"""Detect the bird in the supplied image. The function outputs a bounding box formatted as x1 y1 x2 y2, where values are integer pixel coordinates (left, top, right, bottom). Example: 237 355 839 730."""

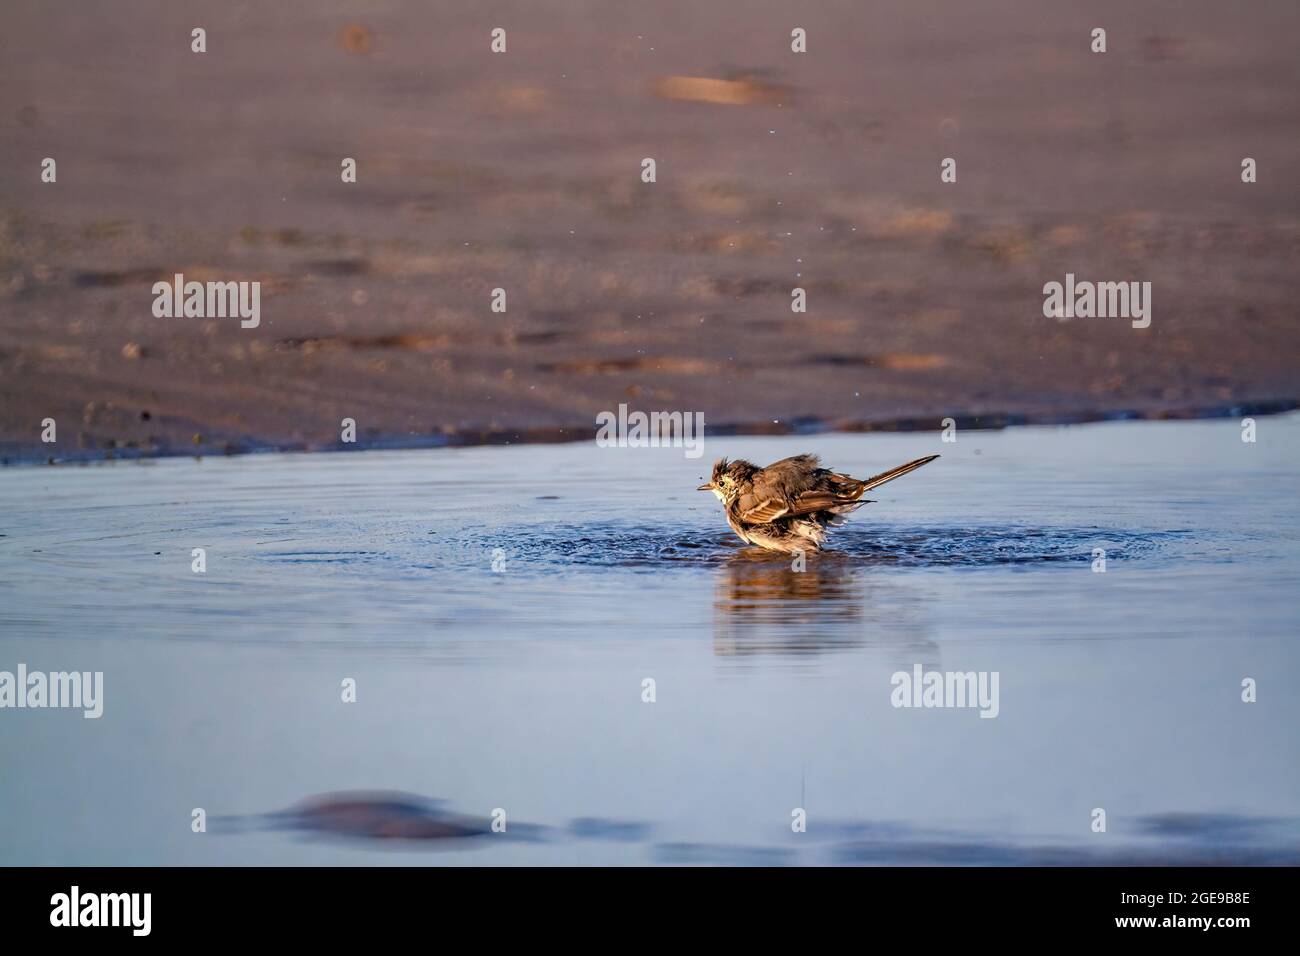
697 453 939 553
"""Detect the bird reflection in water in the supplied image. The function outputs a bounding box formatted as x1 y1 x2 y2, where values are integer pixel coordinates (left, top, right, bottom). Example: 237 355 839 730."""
711 549 935 659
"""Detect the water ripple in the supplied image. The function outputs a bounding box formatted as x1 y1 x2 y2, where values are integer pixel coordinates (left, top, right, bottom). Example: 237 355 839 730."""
398 522 1192 573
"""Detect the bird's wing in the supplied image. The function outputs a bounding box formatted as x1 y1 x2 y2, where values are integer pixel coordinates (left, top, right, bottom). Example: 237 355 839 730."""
740 481 857 522
743 455 940 521
740 454 841 521
761 453 822 474
738 498 791 523
744 455 823 501
790 489 857 513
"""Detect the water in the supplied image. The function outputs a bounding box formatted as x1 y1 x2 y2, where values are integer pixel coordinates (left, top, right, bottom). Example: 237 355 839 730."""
1 417 1298 865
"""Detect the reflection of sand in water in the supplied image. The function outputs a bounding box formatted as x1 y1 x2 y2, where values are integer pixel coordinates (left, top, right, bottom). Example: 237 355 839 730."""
711 551 936 658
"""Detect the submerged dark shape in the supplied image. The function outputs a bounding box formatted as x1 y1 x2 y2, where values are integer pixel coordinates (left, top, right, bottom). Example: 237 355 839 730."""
826 812 1300 866
225 792 658 849
1136 812 1298 841
697 453 939 553
271 791 494 842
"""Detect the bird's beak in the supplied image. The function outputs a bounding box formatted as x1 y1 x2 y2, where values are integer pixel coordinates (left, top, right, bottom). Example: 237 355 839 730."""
696 482 713 491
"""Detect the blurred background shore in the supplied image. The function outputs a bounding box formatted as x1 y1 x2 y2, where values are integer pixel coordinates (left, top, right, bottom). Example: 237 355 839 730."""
1 0 1297 461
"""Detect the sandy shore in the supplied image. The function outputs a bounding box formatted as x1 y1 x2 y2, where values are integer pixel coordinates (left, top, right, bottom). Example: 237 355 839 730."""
1 0 1297 461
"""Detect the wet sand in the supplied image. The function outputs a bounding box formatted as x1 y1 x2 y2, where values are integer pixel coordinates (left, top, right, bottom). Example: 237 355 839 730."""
1 0 1298 461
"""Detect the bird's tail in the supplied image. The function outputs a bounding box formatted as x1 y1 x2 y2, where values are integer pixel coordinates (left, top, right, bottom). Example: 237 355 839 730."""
850 454 940 495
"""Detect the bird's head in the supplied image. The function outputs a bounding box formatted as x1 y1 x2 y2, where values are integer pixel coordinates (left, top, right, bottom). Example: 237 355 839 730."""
697 458 750 503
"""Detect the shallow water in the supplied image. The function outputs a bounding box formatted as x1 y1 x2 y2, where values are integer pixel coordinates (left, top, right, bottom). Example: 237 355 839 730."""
1 417 1298 864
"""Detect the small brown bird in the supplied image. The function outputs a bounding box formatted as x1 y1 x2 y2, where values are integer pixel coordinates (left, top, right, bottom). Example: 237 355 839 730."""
697 453 939 553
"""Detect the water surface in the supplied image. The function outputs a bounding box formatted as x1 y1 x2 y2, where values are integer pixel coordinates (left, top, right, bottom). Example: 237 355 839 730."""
1 417 1298 864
